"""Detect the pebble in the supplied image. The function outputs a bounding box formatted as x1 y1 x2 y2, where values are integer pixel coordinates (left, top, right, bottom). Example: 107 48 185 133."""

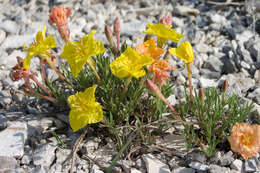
173 5 200 16
1 34 34 50
208 164 232 173
199 77 218 88
244 158 259 172
142 154 171 173
0 114 8 131
230 159 243 171
0 121 27 158
0 20 19 34
218 151 234 166
172 167 195 173
204 56 223 72
32 143 56 167
188 161 209 171
0 29 6 45
0 156 17 172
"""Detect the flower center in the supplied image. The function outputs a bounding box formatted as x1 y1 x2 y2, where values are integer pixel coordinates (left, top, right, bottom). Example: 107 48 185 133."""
241 134 253 146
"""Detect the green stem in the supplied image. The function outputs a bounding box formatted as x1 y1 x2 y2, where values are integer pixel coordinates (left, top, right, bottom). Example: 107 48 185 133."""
120 77 132 100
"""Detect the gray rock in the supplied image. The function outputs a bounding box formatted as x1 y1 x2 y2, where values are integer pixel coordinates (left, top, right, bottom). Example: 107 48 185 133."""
121 20 148 37
173 5 200 16
173 167 195 173
236 44 254 64
142 154 171 173
55 148 71 164
230 159 243 171
91 169 104 173
0 34 33 50
188 152 207 163
27 116 55 138
236 30 254 45
167 95 177 106
210 14 228 25
218 151 234 166
248 40 260 62
195 43 213 54
0 121 27 158
248 87 260 104
188 161 209 171
0 50 26 69
131 168 143 173
245 158 259 172
200 68 221 79
0 29 6 45
241 61 251 70
80 137 100 155
0 90 12 106
209 164 231 173
0 114 8 131
21 154 32 165
221 55 237 74
33 143 56 167
0 156 17 172
199 77 218 88
0 20 19 34
204 56 223 72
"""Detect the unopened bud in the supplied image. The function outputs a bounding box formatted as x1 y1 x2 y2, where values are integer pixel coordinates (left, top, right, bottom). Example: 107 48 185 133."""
160 13 172 27
114 17 121 52
199 88 205 100
105 25 117 55
223 80 228 92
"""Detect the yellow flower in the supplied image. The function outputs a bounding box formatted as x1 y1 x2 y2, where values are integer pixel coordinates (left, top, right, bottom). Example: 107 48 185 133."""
68 85 103 132
60 30 105 77
228 122 260 160
169 41 194 64
143 23 184 44
110 46 154 78
136 38 163 59
23 25 56 69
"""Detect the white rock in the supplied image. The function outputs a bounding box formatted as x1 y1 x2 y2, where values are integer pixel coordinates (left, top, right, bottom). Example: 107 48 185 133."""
0 20 19 34
173 167 195 173
210 14 228 25
131 168 143 173
0 156 17 172
91 169 104 173
33 143 56 166
230 159 243 171
142 154 171 173
199 77 217 88
167 95 177 106
195 43 213 54
174 5 200 16
0 50 26 69
0 121 27 158
0 29 6 45
189 161 209 171
1 34 33 50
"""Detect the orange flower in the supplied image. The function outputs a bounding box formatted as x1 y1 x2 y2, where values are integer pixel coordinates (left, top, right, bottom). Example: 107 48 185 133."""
136 38 163 59
149 59 177 88
49 6 72 41
228 122 260 160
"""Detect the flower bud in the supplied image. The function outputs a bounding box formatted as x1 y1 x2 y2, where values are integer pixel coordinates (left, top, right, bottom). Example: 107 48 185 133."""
114 17 120 36
160 13 172 27
105 25 114 47
199 88 205 100
223 80 228 92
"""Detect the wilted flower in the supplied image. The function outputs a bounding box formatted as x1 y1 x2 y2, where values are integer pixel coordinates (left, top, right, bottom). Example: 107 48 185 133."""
68 85 103 132
136 38 163 59
49 6 72 42
160 13 172 27
60 30 105 77
149 59 177 88
143 23 184 48
228 122 260 160
23 25 56 69
110 46 154 79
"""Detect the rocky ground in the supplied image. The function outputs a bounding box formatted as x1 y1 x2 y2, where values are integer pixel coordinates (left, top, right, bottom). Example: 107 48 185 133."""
0 0 260 172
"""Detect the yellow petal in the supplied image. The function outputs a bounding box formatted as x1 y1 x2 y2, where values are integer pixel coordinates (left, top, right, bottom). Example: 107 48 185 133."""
44 36 56 49
36 25 46 43
68 85 103 132
143 23 184 43
23 53 34 69
60 31 105 77
110 46 154 79
169 41 194 64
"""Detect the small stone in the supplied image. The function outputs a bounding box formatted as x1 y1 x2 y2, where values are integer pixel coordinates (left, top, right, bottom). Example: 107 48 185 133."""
172 167 195 173
173 5 200 16
33 143 56 167
142 154 171 173
0 114 8 131
200 68 221 79
210 14 228 25
195 43 212 54
0 29 6 45
0 50 26 69
199 77 218 88
0 20 19 34
204 56 223 72
55 148 71 164
131 168 143 173
248 87 260 104
230 159 243 171
167 95 177 106
218 151 234 166
188 161 209 171
1 34 33 50
91 169 104 173
0 156 17 172
245 158 259 172
0 121 27 158
80 137 100 155
209 164 231 173
21 154 32 165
